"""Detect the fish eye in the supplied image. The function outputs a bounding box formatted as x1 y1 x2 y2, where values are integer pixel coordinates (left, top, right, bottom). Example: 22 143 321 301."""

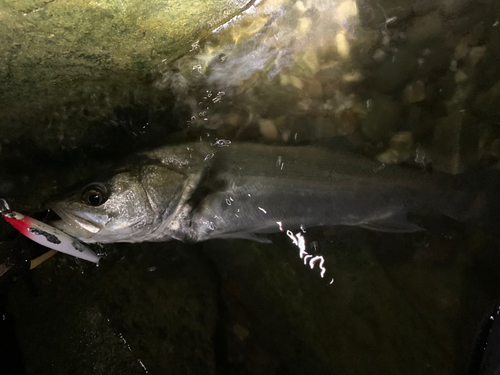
82 183 108 206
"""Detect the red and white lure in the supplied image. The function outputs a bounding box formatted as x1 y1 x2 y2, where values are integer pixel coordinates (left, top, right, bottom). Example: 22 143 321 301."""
0 199 99 263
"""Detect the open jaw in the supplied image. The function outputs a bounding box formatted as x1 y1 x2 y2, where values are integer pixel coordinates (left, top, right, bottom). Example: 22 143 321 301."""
49 204 106 240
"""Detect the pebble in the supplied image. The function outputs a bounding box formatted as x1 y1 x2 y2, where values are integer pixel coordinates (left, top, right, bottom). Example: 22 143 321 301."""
473 80 500 122
376 149 400 164
432 111 478 174
440 0 470 15
280 73 290 86
343 71 363 82
412 0 438 15
372 49 386 62
407 12 443 45
404 80 426 103
290 75 304 90
336 0 358 21
259 119 279 140
314 117 340 138
469 46 486 66
417 48 451 76
454 38 470 61
336 32 350 58
358 0 412 29
454 70 468 83
227 110 249 128
374 49 419 93
297 17 312 36
390 131 414 150
294 1 308 13
300 49 320 74
361 93 400 143
337 108 358 135
304 79 323 98
376 131 414 164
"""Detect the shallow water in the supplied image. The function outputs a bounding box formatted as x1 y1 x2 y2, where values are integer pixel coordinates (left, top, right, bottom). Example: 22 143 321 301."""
1 0 500 374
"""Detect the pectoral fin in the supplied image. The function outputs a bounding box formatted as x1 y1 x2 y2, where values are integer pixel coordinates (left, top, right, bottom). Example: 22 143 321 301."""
359 222 423 233
358 209 424 233
211 232 273 243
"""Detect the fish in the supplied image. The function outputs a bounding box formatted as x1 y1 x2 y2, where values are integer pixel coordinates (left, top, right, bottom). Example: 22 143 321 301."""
48 142 499 244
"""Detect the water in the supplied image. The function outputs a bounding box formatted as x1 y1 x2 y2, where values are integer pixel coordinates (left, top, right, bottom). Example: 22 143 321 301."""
1 0 500 374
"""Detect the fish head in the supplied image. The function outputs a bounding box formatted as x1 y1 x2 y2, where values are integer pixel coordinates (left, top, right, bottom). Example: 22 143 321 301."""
49 165 186 243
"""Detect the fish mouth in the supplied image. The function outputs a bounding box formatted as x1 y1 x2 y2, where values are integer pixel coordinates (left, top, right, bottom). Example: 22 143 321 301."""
48 203 104 240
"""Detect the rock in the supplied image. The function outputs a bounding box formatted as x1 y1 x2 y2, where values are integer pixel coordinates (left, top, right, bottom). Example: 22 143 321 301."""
294 1 310 13
404 80 426 103
0 0 250 140
296 17 312 35
473 80 500 123
202 231 461 375
431 111 478 174
376 131 414 164
455 69 468 83
390 131 414 151
357 0 413 29
7 244 220 374
376 149 400 164
361 93 400 143
374 49 419 93
372 49 386 62
230 15 270 42
343 71 363 82
337 108 359 135
470 46 486 66
297 48 320 74
336 31 350 58
391 131 414 160
454 37 472 61
290 75 305 90
417 48 452 77
406 105 435 140
349 23 380 62
407 12 444 46
259 119 280 140
304 79 323 98
336 0 359 22
412 0 438 15
227 110 250 128
440 0 471 16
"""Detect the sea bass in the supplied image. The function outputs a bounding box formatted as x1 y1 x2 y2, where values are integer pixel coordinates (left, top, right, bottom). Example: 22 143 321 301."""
49 143 496 243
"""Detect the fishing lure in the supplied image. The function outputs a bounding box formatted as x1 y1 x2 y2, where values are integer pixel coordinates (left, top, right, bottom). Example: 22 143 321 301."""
0 199 99 263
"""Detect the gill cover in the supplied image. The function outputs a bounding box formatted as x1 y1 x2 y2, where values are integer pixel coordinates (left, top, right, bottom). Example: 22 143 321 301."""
50 164 188 243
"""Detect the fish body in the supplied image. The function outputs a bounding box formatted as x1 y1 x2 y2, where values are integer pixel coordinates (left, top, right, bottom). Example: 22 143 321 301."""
49 143 493 244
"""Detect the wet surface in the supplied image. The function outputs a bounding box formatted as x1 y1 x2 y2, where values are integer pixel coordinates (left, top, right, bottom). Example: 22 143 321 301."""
0 0 500 374
2 224 500 374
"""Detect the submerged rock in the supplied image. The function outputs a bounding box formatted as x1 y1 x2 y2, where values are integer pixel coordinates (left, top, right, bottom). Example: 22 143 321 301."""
361 93 400 143
404 80 426 103
7 244 219 375
377 131 414 164
431 111 478 174
373 49 419 93
0 0 250 140
357 0 413 29
406 12 444 46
